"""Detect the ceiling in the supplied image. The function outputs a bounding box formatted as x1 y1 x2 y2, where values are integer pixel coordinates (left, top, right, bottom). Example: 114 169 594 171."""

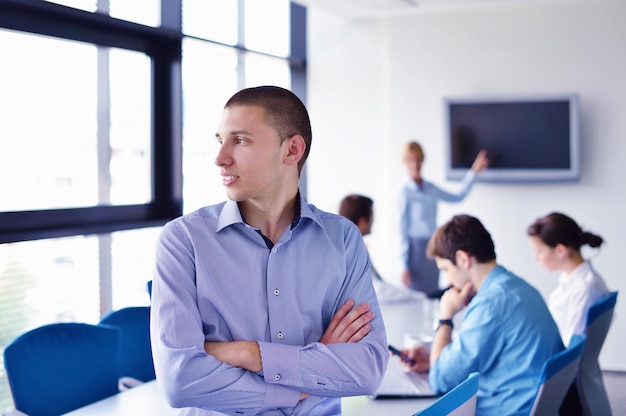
292 0 578 18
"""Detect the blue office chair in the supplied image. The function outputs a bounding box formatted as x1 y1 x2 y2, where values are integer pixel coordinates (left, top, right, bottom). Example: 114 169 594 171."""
413 372 479 416
577 291 618 416
527 333 587 416
3 322 121 416
99 306 156 383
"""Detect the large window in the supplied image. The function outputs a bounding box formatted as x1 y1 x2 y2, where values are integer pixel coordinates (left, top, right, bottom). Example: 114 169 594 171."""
0 0 305 409
0 31 152 212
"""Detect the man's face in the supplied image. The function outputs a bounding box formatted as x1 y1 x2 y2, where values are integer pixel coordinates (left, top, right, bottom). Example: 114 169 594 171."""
214 105 287 203
529 236 561 272
435 256 470 290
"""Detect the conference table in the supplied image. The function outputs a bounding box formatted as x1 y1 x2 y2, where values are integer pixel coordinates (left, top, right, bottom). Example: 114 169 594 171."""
64 298 438 415
62 380 176 416
62 379 436 415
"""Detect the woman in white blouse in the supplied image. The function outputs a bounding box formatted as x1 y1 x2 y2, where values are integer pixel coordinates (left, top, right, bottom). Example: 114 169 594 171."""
527 212 610 415
527 212 609 347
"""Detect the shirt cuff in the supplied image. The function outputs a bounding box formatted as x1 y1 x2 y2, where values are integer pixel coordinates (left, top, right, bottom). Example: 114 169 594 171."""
258 341 301 407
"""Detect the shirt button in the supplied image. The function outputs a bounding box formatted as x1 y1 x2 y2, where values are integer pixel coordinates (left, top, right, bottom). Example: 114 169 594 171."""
274 289 280 296
277 332 283 339
272 247 277 253
274 374 281 381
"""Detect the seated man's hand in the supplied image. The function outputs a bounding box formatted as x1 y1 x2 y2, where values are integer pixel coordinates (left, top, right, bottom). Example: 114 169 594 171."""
401 344 430 373
320 299 374 345
439 281 474 319
401 270 412 288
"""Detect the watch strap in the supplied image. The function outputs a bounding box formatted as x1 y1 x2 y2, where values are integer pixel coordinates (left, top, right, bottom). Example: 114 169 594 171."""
437 319 454 331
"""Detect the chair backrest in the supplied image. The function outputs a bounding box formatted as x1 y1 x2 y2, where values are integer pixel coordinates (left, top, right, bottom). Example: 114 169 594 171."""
413 372 480 416
578 291 618 416
527 333 587 416
3 322 121 416
99 306 156 382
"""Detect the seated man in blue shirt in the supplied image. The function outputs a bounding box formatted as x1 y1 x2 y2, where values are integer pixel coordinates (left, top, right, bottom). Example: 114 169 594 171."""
399 214 563 415
150 86 389 415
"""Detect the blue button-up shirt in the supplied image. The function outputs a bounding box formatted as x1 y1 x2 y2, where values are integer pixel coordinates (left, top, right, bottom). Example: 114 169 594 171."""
150 195 388 416
429 265 563 416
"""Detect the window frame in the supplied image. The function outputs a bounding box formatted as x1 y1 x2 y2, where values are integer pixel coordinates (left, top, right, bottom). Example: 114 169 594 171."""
0 0 183 243
0 0 306 244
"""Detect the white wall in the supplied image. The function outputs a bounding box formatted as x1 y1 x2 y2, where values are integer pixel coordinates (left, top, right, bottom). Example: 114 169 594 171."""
306 0 626 370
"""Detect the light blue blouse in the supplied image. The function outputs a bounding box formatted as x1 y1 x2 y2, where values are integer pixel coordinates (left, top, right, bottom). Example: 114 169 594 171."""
150 195 389 416
398 171 476 268
429 265 563 416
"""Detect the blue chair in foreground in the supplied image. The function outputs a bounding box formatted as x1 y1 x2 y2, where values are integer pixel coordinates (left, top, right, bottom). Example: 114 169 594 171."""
577 291 618 416
413 372 479 416
3 322 121 416
99 306 156 384
527 333 587 416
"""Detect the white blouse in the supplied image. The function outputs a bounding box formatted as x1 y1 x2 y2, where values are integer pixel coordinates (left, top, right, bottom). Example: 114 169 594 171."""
548 260 609 346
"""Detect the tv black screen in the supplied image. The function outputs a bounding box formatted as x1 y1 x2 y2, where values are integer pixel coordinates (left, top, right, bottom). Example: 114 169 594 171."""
444 94 580 182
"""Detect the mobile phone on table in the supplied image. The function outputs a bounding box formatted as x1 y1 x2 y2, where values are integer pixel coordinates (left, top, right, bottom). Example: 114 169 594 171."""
388 344 415 366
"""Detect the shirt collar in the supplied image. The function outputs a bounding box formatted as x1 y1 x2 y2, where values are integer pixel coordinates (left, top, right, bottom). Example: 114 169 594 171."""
475 264 504 294
406 177 428 192
216 190 307 233
560 260 591 286
216 200 244 232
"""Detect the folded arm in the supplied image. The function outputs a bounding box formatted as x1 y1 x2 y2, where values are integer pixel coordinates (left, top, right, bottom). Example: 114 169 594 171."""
205 299 375 400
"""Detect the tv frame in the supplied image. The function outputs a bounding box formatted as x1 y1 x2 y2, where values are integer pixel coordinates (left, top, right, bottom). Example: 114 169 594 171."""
444 93 581 183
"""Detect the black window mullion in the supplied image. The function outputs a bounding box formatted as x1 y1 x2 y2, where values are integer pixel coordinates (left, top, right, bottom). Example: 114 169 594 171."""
0 205 171 244
0 0 183 244
152 36 183 218
0 0 180 52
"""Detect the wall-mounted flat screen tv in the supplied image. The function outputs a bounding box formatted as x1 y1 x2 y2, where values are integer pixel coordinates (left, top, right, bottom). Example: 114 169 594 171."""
444 94 580 182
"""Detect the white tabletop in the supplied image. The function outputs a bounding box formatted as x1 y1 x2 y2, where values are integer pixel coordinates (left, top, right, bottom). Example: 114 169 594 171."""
62 380 177 416
342 394 436 415
378 297 438 346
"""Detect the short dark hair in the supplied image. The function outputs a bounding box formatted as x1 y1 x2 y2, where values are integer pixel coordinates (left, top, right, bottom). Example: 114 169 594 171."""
225 85 312 173
427 214 496 264
338 195 373 226
527 212 603 251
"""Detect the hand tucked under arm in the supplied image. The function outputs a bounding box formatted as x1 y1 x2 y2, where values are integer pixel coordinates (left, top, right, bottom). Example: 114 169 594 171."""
204 340 262 372
204 340 309 402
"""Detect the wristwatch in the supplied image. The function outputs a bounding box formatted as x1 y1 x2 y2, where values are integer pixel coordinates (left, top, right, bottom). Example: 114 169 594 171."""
437 319 454 331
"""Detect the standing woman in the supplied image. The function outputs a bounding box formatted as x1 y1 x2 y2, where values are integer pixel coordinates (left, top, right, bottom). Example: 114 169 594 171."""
527 212 610 347
399 141 488 295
